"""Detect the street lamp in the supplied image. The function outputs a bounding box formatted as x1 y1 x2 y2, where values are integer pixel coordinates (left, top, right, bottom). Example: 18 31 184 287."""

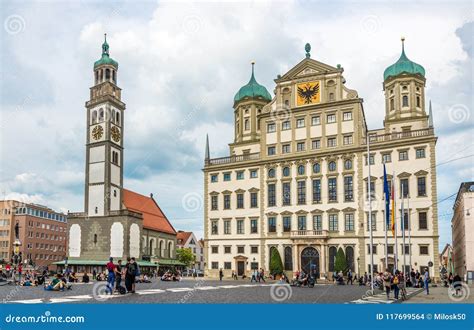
357 257 360 277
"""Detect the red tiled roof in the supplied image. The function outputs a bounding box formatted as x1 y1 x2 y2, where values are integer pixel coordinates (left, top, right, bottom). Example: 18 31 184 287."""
176 231 192 245
122 189 176 235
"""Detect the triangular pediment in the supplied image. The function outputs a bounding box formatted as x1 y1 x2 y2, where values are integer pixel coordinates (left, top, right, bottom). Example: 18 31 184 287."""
277 58 339 82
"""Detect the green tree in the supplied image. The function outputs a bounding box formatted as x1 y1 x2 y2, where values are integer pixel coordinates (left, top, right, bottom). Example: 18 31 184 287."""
176 248 195 268
335 247 347 274
269 247 284 275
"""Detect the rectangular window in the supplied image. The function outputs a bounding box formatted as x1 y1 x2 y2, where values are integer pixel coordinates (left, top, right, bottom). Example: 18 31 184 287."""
399 150 409 161
382 153 392 163
282 182 291 206
312 179 321 203
297 142 305 152
311 139 321 149
343 135 353 145
416 148 425 158
237 193 244 209
327 137 337 148
211 246 218 254
224 220 231 234
419 245 429 255
268 184 276 207
223 172 231 181
211 174 218 183
402 211 409 231
237 219 244 234
297 180 306 204
367 245 377 254
328 177 337 202
267 123 276 133
283 216 291 232
296 118 305 128
267 146 276 156
417 177 426 196
224 246 231 254
366 213 376 231
345 213 354 231
211 262 218 269
366 181 375 200
224 195 231 209
224 262 232 269
387 245 394 255
282 121 291 130
236 171 244 180
211 221 218 235
343 112 352 121
282 144 290 154
313 215 322 231
250 219 258 233
419 212 428 230
250 192 258 208
251 246 258 254
297 216 306 230
237 246 244 254
400 178 409 197
365 155 375 165
211 195 218 210
329 214 338 231
250 169 258 178
344 176 353 201
268 217 276 232
402 244 410 255
311 116 321 125
327 114 336 123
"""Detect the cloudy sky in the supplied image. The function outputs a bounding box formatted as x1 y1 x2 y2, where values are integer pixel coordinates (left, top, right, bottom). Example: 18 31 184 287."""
1 0 472 249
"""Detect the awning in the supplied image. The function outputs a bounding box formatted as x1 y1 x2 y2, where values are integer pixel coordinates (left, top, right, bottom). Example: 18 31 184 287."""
52 260 159 267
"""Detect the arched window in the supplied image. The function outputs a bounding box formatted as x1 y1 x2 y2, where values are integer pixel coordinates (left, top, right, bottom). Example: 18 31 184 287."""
297 165 305 175
149 239 154 256
329 246 337 272
93 234 97 244
105 69 111 80
159 240 164 257
344 159 352 170
328 161 336 172
244 119 249 131
402 95 409 107
313 163 320 173
112 70 116 83
390 98 394 111
284 246 293 270
168 242 173 258
92 111 98 124
329 92 335 101
268 168 275 178
116 112 120 125
99 108 104 122
283 167 290 177
416 96 420 107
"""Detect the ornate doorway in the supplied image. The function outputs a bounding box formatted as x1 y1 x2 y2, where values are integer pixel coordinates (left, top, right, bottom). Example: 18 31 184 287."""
300 247 320 277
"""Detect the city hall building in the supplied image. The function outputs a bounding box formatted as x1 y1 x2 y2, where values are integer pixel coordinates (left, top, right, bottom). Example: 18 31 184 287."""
203 41 439 279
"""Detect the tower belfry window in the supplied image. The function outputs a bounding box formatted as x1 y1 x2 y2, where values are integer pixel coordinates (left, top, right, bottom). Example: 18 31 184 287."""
402 95 409 107
99 109 104 122
105 69 111 80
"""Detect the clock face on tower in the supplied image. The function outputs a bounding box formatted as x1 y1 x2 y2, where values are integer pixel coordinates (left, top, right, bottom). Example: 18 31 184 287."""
91 125 104 140
110 126 121 143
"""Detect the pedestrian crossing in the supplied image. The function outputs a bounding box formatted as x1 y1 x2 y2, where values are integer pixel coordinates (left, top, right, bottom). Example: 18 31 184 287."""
9 283 274 304
350 287 423 304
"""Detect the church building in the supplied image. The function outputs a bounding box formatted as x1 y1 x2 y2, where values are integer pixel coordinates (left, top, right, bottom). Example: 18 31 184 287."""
203 40 439 280
59 36 181 273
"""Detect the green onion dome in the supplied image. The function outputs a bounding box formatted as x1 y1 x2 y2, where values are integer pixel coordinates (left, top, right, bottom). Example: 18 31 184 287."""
94 34 118 69
234 62 272 104
383 38 425 81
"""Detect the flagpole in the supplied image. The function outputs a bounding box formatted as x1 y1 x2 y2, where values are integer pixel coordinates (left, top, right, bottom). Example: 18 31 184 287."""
394 173 398 273
408 196 412 274
383 164 389 271
367 130 374 293
402 190 406 275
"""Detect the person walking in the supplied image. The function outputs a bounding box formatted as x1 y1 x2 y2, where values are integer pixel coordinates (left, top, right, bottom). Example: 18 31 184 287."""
115 260 123 292
105 257 116 295
347 269 353 285
383 269 392 300
125 257 137 293
423 268 430 295
219 268 223 281
392 270 400 300
92 268 97 280
259 268 266 283
251 269 257 283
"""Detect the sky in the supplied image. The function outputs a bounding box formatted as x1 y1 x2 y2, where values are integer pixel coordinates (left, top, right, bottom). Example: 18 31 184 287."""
0 0 473 249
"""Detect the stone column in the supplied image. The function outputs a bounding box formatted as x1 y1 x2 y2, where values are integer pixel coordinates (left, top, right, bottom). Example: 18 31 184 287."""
320 243 327 279
293 244 299 272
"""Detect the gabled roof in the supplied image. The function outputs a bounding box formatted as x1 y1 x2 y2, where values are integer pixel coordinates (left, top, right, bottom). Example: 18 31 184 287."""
276 57 339 83
176 231 192 246
122 189 176 235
